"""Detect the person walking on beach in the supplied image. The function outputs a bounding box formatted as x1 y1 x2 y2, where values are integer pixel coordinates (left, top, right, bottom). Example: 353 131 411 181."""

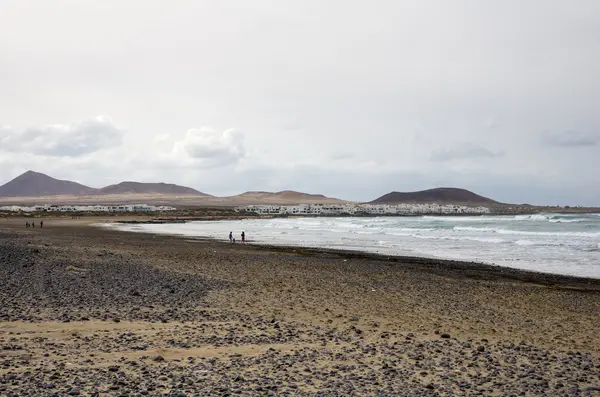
241 231 245 243
32 221 35 228
229 231 233 243
25 221 29 228
40 220 43 228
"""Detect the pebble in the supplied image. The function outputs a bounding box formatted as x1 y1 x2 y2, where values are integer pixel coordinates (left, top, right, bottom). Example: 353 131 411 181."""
0 228 598 396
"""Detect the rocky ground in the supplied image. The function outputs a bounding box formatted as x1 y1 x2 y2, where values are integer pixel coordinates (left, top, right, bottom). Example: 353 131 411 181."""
0 218 599 396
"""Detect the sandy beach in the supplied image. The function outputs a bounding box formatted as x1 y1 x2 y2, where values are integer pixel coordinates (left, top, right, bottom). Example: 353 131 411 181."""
1 217 599 396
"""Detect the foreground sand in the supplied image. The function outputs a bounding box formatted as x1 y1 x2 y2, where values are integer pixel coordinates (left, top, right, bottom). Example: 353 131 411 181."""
1 218 599 396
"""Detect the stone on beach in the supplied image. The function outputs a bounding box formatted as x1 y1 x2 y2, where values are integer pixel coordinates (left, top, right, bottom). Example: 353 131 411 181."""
0 222 598 396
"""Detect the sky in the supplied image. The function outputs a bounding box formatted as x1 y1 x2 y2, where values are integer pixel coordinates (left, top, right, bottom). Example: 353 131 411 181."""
1 0 599 205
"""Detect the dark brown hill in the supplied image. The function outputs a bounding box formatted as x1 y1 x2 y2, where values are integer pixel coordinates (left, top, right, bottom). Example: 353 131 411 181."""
0 171 96 197
98 181 209 196
0 171 209 198
368 188 499 205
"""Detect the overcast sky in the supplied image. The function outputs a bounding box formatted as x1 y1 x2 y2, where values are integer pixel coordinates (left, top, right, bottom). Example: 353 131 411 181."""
1 1 599 205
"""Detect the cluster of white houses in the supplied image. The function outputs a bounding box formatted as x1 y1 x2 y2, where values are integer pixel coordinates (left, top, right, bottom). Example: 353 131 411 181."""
238 203 491 216
0 204 176 213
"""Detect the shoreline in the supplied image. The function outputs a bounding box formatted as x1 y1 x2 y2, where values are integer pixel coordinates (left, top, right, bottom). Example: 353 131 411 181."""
100 220 600 287
113 210 600 223
3 207 600 221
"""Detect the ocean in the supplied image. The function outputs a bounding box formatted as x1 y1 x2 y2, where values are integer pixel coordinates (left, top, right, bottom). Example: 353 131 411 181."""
104 213 600 279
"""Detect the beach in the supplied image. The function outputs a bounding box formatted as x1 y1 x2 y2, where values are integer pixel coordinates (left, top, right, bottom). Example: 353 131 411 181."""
107 214 600 278
1 216 600 396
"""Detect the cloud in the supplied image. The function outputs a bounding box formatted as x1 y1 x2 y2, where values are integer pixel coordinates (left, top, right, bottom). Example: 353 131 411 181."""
330 152 356 160
430 144 504 162
172 127 245 168
542 130 598 147
0 116 124 157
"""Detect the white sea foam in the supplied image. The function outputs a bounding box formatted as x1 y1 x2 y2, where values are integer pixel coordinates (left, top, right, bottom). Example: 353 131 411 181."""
422 216 510 222
548 218 588 223
513 214 591 223
423 214 589 223
454 226 600 238
453 226 497 232
514 214 550 221
515 239 536 246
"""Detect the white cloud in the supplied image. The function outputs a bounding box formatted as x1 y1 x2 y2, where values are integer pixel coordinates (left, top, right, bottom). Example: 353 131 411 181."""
330 152 356 160
0 116 124 157
173 128 245 167
430 144 504 162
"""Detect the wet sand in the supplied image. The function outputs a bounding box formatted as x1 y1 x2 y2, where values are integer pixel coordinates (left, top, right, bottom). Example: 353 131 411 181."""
1 217 599 396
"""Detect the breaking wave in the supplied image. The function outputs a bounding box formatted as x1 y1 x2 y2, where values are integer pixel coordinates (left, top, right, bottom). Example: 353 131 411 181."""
106 212 600 278
453 226 600 238
422 213 593 224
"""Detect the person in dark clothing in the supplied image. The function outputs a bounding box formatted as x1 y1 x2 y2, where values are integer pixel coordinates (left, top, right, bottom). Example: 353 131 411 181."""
241 231 245 243
32 221 35 228
40 220 43 228
229 231 233 243
25 222 29 228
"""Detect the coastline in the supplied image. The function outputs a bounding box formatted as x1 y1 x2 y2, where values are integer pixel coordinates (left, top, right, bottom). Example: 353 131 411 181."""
103 216 600 284
235 241 600 287
107 223 600 288
3 204 600 222
1 217 599 395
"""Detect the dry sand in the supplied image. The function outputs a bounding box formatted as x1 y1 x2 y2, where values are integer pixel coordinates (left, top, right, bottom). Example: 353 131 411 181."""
0 217 599 396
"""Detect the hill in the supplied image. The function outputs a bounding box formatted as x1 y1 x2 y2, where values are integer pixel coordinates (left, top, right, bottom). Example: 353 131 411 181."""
98 181 208 196
233 190 344 204
0 171 209 199
368 188 499 205
0 171 96 197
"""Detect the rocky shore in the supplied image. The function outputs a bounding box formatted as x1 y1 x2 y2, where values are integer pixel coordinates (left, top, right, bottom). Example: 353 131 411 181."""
0 219 599 396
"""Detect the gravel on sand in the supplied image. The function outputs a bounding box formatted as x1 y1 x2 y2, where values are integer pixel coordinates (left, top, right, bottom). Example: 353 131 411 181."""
0 220 599 396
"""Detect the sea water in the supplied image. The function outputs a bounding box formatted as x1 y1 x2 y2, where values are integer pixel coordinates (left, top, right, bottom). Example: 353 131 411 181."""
104 213 600 278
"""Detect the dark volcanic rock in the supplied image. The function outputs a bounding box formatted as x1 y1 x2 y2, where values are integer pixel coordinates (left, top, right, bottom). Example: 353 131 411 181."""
0 233 228 323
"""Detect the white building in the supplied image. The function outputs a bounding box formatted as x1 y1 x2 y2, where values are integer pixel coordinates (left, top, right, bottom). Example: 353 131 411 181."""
237 203 490 216
0 204 176 213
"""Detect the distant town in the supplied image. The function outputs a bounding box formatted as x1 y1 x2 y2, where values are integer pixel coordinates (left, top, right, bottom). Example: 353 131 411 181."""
237 203 491 215
0 204 176 213
2 202 596 217
1 202 493 216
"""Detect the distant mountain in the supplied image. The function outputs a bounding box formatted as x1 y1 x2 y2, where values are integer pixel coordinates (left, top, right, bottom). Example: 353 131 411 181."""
0 171 209 198
0 171 497 207
98 181 209 196
368 188 499 205
0 170 96 197
238 190 327 200
234 190 343 204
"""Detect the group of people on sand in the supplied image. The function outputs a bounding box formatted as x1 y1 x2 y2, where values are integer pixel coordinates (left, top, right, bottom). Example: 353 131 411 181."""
229 231 246 243
25 220 43 228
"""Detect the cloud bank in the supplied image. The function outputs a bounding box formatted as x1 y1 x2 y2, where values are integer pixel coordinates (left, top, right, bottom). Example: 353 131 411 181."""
0 116 123 157
430 144 504 162
543 131 598 147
